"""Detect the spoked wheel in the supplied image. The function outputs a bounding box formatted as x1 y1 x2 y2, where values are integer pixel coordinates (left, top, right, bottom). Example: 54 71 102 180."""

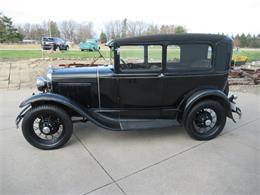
22 105 73 150
184 100 226 140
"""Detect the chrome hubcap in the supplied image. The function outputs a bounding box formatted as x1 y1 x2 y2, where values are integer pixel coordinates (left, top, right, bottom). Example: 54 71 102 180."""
193 108 217 133
42 126 51 134
33 115 63 141
205 119 212 126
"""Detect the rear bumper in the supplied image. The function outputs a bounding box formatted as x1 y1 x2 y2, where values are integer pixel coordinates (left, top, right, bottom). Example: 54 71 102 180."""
15 105 31 128
42 45 52 50
229 95 242 122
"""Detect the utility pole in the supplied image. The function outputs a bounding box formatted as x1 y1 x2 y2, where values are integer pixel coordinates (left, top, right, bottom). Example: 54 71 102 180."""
49 20 52 37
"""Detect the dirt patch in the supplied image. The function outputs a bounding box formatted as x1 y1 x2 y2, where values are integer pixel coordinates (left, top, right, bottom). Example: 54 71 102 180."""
0 59 105 89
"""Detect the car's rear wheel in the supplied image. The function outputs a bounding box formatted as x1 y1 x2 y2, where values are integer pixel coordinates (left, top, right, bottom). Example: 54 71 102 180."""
22 105 73 150
184 100 226 140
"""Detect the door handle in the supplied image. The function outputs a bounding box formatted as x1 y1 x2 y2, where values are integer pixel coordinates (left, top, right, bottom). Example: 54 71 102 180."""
158 73 164 78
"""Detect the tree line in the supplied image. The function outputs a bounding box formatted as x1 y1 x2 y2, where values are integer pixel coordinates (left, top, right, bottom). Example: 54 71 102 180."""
101 18 187 43
16 20 94 44
16 18 187 44
233 34 260 48
1 13 260 48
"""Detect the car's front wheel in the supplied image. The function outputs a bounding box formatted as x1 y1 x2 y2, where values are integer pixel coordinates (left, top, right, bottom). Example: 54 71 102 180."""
184 100 226 140
22 105 73 150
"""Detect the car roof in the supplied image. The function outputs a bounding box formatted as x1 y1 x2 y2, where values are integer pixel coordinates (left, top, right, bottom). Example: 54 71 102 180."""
106 33 230 47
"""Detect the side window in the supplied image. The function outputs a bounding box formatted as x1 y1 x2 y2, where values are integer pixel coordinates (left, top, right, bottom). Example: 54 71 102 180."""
167 44 213 70
167 45 181 64
119 45 162 72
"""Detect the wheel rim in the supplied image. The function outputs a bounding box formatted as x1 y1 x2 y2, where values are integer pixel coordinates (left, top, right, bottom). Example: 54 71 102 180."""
193 108 217 134
32 114 64 142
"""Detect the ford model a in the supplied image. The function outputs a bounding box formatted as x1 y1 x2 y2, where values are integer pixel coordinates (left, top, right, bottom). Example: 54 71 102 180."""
16 34 241 149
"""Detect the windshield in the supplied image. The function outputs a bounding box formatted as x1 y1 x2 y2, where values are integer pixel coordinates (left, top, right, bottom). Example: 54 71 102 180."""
109 47 115 66
43 37 54 42
86 39 96 43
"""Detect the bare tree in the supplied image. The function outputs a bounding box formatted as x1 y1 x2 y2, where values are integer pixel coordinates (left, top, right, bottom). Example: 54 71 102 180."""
121 18 127 38
76 22 94 42
145 24 160 35
104 20 123 40
127 21 148 36
104 21 114 40
17 22 48 40
60 20 77 41
160 25 176 34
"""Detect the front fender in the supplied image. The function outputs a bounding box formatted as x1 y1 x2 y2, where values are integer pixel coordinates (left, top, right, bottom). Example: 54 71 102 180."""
182 89 232 123
17 93 116 130
19 92 88 117
16 92 89 128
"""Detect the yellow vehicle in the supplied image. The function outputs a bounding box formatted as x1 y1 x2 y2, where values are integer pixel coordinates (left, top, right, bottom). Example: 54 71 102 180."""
232 55 248 66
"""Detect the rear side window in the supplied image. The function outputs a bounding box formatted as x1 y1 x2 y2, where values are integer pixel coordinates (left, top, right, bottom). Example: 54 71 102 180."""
166 44 213 71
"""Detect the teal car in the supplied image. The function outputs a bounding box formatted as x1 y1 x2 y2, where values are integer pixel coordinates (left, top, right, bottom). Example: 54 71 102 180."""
79 39 100 51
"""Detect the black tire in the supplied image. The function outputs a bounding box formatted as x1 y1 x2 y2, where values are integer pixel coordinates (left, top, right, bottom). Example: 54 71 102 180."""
53 45 57 51
184 100 226 140
22 105 73 150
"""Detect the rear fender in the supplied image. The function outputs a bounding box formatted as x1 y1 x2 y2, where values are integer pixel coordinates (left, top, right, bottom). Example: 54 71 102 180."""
181 89 232 124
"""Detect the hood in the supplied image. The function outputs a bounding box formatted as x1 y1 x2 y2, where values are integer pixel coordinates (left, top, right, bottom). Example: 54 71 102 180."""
51 66 97 82
50 65 115 82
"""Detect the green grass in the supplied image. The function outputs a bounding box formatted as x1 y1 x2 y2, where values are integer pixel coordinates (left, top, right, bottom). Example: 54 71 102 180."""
0 50 111 59
0 48 259 62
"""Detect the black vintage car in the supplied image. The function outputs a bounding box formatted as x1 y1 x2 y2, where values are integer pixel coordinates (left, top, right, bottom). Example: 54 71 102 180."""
16 34 241 150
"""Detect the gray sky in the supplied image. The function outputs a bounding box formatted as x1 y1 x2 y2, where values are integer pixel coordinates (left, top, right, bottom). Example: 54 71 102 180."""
1 0 259 35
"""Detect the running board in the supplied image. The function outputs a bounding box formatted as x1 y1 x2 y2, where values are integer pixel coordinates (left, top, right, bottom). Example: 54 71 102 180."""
90 110 179 131
119 119 179 130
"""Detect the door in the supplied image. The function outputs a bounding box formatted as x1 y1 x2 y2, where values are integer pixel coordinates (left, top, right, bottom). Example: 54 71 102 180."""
162 43 218 107
116 44 163 118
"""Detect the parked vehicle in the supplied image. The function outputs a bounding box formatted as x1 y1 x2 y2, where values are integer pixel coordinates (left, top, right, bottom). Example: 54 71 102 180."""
231 55 248 66
17 34 241 150
79 39 100 51
41 37 69 51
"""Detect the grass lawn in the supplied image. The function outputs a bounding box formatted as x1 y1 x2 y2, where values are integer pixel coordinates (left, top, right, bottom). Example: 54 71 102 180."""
232 49 260 62
0 48 259 62
0 50 111 59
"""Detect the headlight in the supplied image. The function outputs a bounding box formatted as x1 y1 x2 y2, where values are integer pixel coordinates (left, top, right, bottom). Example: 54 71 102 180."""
47 72 52 81
36 76 47 91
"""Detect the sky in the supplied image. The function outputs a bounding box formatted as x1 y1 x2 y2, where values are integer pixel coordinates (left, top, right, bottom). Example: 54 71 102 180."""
1 0 259 35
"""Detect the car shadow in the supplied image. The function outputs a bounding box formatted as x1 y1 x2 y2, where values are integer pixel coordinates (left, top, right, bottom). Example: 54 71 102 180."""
73 122 190 142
